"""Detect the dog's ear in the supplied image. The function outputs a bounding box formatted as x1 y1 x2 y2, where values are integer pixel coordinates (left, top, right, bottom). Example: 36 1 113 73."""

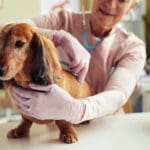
30 33 50 85
0 80 4 89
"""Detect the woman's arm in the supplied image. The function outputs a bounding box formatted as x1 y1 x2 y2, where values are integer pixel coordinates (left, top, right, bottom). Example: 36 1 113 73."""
81 40 146 119
11 42 146 124
25 9 67 39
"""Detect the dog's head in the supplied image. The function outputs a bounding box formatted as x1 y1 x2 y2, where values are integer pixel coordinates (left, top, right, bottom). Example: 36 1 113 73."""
0 23 62 86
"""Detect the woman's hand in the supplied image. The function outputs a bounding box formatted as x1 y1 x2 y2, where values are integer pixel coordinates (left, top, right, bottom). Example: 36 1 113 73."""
12 84 85 123
53 30 91 83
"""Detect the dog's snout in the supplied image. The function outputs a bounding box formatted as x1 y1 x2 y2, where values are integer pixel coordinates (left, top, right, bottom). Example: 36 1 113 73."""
0 67 6 76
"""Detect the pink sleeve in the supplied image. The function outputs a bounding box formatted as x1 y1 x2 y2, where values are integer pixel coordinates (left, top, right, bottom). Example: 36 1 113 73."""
79 41 146 122
31 10 65 29
26 10 70 39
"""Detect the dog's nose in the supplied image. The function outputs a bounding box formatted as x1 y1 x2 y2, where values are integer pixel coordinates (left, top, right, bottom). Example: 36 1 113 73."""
0 67 5 76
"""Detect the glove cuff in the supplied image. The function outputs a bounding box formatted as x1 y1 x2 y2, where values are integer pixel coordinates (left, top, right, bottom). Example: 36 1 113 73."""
66 99 86 124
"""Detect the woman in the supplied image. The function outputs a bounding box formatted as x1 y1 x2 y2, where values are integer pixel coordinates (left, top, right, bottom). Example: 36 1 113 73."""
12 0 146 124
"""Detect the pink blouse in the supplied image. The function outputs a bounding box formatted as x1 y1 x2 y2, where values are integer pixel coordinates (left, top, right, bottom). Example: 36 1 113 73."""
29 9 146 120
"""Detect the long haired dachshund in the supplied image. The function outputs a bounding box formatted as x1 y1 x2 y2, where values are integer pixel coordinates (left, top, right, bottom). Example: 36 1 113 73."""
0 23 94 143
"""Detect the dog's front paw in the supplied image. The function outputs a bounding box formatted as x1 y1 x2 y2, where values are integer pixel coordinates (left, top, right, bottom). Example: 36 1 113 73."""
7 128 29 138
60 131 78 144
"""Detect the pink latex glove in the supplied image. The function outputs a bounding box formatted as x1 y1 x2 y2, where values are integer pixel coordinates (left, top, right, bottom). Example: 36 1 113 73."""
53 30 91 83
12 84 86 124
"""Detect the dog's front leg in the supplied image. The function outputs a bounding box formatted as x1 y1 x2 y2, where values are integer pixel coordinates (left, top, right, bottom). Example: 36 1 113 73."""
55 120 78 143
7 116 33 138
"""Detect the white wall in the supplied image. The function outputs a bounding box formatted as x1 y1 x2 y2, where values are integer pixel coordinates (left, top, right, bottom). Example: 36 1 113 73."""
40 0 79 14
0 0 79 25
0 0 40 23
120 1 145 41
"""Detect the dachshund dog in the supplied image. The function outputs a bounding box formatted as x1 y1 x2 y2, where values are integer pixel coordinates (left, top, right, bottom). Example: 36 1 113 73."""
0 23 94 143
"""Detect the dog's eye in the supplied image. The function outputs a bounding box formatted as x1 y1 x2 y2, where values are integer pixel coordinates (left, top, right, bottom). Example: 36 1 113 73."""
15 40 25 48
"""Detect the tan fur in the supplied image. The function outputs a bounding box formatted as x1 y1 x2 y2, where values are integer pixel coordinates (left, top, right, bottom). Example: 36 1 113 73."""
0 23 94 143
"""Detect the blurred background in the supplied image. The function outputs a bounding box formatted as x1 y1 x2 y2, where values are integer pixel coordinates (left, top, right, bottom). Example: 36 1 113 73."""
0 0 149 122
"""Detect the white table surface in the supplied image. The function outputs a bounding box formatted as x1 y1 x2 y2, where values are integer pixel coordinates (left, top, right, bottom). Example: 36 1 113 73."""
0 113 150 150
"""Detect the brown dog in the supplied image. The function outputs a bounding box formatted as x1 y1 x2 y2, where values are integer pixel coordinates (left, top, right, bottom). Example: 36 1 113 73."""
0 23 94 143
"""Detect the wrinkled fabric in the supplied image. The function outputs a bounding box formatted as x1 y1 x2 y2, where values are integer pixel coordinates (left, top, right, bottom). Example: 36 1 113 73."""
53 30 91 83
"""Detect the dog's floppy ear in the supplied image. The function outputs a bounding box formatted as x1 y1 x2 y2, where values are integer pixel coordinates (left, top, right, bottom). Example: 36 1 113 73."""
30 33 50 85
0 80 4 89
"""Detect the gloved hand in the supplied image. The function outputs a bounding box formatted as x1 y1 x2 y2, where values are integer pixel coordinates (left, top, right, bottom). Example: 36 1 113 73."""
53 30 91 83
12 84 86 124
